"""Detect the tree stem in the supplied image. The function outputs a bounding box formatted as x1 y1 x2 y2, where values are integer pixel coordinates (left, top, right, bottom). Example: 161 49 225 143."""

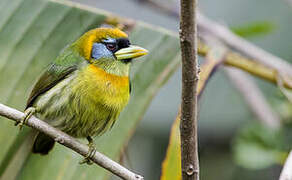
179 0 199 179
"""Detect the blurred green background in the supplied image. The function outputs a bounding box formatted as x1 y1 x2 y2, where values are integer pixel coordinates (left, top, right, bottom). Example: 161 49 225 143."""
67 0 292 179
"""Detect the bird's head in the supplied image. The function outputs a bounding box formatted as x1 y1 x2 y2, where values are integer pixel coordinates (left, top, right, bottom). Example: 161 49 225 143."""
73 28 148 70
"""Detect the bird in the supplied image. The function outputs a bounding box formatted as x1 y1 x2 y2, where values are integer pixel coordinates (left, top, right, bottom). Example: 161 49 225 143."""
15 27 148 162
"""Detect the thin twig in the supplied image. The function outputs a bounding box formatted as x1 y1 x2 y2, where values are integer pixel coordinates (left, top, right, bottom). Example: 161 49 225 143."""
197 14 292 77
0 103 143 180
224 68 281 129
203 35 282 129
179 0 199 179
138 0 290 131
136 0 292 89
279 151 292 180
197 44 227 96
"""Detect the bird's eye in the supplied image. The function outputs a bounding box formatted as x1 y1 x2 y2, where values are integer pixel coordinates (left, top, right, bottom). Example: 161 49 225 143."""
106 43 117 51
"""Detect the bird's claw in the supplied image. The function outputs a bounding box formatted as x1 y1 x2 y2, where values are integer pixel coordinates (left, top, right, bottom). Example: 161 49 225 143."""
15 107 36 130
79 141 96 165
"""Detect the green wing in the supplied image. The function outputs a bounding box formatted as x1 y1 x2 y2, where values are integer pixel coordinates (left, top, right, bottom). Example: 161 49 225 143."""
26 47 82 109
26 64 77 109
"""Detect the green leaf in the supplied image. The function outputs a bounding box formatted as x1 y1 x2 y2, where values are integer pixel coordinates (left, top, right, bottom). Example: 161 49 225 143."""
0 0 181 179
232 122 288 169
231 21 275 38
160 115 181 180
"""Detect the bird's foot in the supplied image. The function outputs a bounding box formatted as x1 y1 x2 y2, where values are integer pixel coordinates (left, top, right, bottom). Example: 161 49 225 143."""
15 107 36 130
79 137 96 165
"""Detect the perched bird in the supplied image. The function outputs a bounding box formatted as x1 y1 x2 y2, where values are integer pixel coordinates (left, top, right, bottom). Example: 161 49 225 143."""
16 27 148 160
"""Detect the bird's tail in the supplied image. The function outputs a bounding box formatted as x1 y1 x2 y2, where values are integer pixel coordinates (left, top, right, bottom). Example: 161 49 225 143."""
32 132 55 155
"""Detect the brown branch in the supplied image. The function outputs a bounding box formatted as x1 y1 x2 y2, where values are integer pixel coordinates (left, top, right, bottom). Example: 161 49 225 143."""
179 0 199 179
0 103 143 180
279 151 292 180
161 42 227 179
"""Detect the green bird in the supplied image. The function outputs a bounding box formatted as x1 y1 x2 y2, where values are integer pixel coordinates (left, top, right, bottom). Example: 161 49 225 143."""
17 27 148 158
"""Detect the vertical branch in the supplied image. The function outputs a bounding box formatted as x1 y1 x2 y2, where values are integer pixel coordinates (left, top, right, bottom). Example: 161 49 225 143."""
179 0 199 179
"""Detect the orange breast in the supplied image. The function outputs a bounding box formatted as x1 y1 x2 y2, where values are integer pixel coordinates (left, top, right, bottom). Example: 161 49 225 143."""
72 64 130 110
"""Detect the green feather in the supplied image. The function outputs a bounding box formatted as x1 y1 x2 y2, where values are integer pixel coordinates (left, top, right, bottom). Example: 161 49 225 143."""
26 46 81 109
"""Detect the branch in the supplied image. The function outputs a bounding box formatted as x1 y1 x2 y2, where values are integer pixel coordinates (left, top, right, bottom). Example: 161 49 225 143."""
197 14 292 77
279 151 292 180
0 103 143 180
204 35 281 130
224 68 281 129
179 0 199 179
136 0 292 89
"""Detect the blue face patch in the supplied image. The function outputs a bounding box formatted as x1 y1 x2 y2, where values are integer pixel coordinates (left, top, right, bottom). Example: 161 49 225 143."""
91 43 115 60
